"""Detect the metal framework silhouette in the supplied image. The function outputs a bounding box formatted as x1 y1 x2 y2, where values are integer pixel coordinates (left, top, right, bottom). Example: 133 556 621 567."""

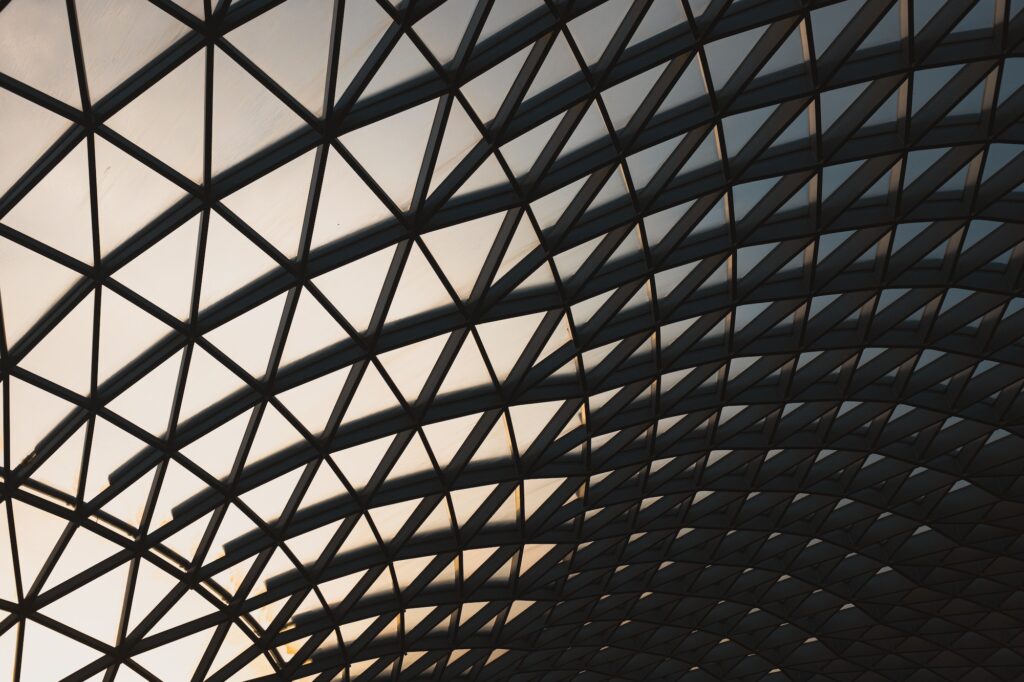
0 0 1023 680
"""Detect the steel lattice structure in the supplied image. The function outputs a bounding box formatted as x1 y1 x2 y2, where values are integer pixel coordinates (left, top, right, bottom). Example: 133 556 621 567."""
1 0 1024 680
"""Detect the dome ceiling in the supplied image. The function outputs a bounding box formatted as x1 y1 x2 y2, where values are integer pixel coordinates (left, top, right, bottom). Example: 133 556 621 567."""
1 0 1023 680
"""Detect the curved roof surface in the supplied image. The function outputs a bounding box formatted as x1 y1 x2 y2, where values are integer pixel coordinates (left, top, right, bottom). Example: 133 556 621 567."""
1 0 1024 680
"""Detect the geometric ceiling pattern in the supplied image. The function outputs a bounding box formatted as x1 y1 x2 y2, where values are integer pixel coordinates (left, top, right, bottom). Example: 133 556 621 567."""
1 0 1023 680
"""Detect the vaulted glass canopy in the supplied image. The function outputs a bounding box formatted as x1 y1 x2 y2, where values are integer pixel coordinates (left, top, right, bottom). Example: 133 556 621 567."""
1 0 1023 680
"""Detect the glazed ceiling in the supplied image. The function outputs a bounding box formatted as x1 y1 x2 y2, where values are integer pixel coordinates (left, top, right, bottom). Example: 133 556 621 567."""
1 0 1024 680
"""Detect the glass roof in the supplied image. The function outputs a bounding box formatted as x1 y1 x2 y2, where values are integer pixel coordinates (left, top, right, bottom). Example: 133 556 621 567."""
1 0 1024 680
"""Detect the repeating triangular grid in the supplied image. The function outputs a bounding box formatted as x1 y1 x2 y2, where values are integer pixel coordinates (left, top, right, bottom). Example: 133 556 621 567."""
1 1 1024 681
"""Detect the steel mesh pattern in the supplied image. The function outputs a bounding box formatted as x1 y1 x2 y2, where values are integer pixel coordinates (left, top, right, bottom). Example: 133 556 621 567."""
1 0 1024 680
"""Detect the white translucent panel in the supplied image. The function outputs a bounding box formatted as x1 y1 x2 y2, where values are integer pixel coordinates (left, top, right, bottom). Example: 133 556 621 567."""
436 335 491 397
658 59 708 114
601 65 666 131
241 465 303 523
476 311 545 381
161 508 212 563
312 148 392 249
607 225 643 268
904 148 947 186
581 343 615 374
113 215 200 321
754 29 801 79
320 568 367 606
97 286 171 382
553 235 600 283
362 568 393 600
20 620 99 680
223 149 316 258
40 561 128 644
524 478 565 520
31 424 86 496
180 408 251 480
336 514 378 557
524 33 578 101
108 349 183 436
331 435 393 490
590 167 629 211
3 140 93 263
360 34 432 101
210 624 270 677
6 377 74 468
493 214 540 282
280 288 349 366
95 136 187 257
468 416 513 466
369 498 420 542
532 315 573 370
629 0 685 46
478 0 543 42
415 0 475 64
343 363 401 424
297 462 346 511
378 333 450 402
518 544 556 574
499 113 561 178
206 504 259 563
107 51 205 182
393 555 432 591
0 89 70 197
0 506 14 602
451 484 497 526
334 0 393 100
212 48 305 175
428 99 481 195
461 46 529 123
0 239 80 347
627 135 678 189
125 558 178 632
133 626 212 681
422 413 478 469
172 0 203 18
705 25 768 90
422 213 500 299
387 433 434 480
339 615 376 646
342 98 437 210
509 401 562 452
103 468 153 528
178 344 247 422
643 201 689 249
199 212 278 311
20 290 93 395
530 176 586 233
386 243 453 324
247 402 304 465
85 416 147 499
0 0 80 106
721 105 774 159
76 0 188 101
151 459 207 528
567 0 630 65
450 153 507 199
813 1 864 55
312 244 395 333
820 81 869 131
278 367 349 437
11 498 67 589
228 0 333 116
206 293 286 378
